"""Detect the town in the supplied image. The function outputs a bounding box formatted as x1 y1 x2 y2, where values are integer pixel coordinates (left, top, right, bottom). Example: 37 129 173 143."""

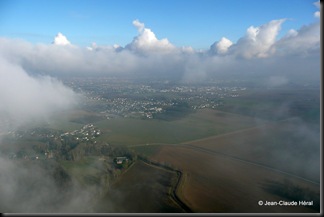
63 77 248 119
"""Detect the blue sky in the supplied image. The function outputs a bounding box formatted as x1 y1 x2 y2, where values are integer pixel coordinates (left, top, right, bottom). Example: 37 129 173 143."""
0 0 319 49
0 0 320 142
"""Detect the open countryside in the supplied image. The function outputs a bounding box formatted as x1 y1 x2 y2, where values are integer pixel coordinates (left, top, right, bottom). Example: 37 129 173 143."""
0 77 320 213
0 0 320 214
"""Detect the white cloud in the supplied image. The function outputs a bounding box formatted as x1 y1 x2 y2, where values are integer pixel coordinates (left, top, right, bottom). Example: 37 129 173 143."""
53 32 71 45
229 19 285 58
274 22 320 56
0 6 320 84
126 20 175 53
133 19 145 32
0 57 79 127
285 29 298 38
210 37 233 54
0 37 88 213
313 1 320 18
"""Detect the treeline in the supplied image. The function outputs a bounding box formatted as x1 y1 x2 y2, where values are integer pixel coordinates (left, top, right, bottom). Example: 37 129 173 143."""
5 127 136 163
153 101 193 121
55 141 136 161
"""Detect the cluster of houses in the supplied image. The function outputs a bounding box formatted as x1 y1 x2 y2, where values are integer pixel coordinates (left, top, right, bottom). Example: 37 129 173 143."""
60 123 101 143
6 123 102 161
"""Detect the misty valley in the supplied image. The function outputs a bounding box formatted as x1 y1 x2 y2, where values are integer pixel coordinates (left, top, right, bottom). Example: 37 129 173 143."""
0 77 320 213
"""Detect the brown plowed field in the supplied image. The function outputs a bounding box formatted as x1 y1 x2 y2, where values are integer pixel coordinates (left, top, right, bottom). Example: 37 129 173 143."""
182 118 320 183
151 144 319 213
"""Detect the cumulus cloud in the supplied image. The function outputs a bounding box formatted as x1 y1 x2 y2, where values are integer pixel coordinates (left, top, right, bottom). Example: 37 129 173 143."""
132 19 145 32
285 29 298 38
125 19 175 53
53 32 71 45
210 37 233 54
229 19 285 58
274 22 320 56
314 11 320 18
0 10 320 83
313 1 320 18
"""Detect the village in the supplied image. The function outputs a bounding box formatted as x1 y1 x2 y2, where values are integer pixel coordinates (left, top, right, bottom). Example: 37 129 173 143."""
4 123 132 172
60 123 101 143
5 124 101 160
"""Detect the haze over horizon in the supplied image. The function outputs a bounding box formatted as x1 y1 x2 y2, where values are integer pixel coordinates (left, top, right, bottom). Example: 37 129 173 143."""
0 0 320 129
0 0 320 80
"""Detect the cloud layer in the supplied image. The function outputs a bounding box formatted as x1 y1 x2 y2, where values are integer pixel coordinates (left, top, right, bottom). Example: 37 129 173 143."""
0 2 320 117
0 14 319 84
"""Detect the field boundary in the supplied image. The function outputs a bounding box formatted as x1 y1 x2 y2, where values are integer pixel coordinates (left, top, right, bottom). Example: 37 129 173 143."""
138 155 193 213
180 143 320 186
180 117 299 145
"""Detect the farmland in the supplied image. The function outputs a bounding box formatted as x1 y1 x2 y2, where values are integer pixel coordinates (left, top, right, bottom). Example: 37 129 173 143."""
131 118 319 212
1 78 320 213
128 85 320 213
147 144 319 212
126 115 320 213
94 160 184 213
95 108 267 146
182 118 320 182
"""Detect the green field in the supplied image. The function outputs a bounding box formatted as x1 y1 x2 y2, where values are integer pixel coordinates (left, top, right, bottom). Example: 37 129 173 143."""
59 156 111 191
95 109 267 146
130 144 163 157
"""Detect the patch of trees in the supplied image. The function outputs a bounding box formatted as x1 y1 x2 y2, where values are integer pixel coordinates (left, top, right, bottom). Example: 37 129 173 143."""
70 115 103 124
153 101 193 121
